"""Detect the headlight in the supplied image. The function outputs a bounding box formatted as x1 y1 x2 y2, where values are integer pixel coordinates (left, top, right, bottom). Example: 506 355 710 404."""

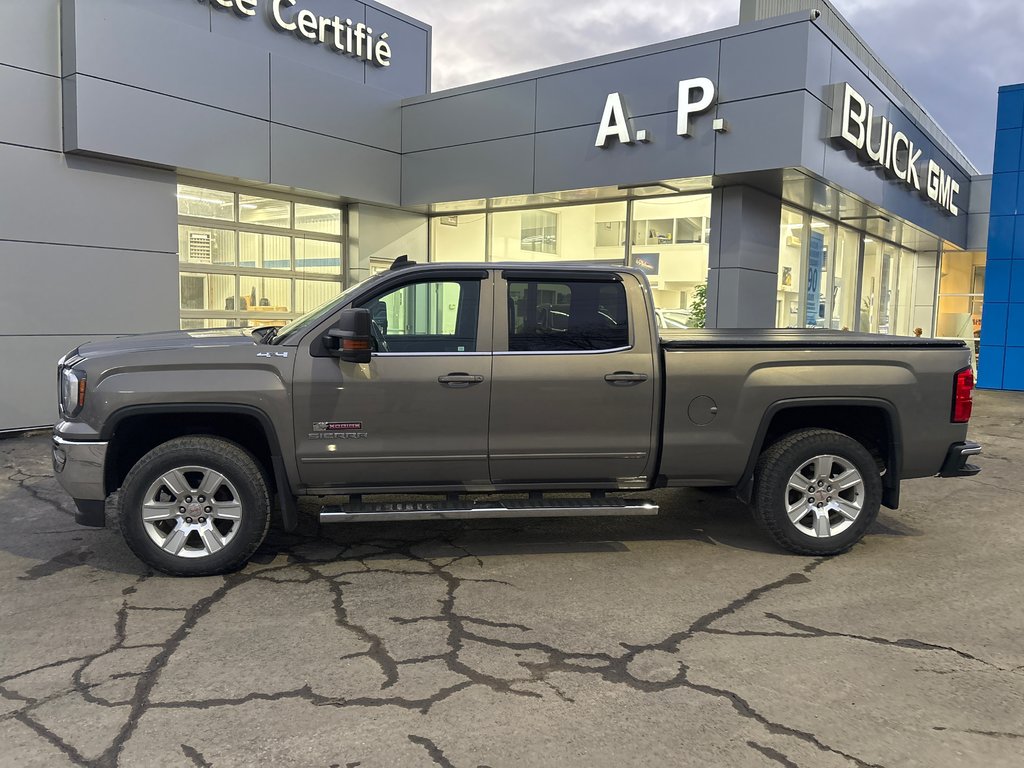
60 368 87 418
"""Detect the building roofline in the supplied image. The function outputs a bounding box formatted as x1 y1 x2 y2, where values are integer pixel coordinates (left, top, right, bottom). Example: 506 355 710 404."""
740 0 979 175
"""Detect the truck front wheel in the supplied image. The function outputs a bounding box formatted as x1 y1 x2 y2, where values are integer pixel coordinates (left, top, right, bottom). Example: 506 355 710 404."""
117 436 271 576
753 428 882 556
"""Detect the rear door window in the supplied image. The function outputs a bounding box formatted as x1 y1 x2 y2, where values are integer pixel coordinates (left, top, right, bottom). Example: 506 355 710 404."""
507 280 629 352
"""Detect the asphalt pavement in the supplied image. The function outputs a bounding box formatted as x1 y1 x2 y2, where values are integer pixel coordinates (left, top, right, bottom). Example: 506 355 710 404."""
1 391 1022 767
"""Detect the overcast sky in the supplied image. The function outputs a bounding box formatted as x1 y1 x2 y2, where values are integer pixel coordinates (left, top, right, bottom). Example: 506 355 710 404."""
390 0 1024 173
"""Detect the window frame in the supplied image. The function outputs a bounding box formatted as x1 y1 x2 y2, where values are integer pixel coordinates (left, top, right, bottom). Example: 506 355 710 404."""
351 273 491 356
497 272 633 355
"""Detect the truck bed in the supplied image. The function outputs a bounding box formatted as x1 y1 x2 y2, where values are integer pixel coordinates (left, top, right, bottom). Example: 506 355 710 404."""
655 328 972 488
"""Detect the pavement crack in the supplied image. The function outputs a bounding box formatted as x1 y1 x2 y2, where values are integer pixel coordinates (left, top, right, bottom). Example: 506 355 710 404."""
932 726 1024 740
314 564 402 690
7 469 75 518
746 740 801 768
181 743 214 767
408 735 455 768
763 613 1008 671
13 711 93 767
683 675 884 768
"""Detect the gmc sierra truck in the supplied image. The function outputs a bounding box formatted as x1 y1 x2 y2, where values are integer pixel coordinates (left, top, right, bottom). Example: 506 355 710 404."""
52 259 982 576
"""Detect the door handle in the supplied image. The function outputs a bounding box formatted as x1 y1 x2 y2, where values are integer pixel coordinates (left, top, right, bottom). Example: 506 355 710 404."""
604 372 649 385
438 373 485 388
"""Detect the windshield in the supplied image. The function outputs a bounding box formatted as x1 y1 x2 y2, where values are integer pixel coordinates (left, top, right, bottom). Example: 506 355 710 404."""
272 273 385 344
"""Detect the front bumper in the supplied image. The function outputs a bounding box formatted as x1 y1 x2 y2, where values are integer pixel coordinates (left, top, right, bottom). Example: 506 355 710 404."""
52 435 109 526
938 441 982 478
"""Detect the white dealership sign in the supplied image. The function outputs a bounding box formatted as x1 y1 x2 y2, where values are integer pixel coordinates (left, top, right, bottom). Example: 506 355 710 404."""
194 0 393 67
595 78 718 147
831 82 960 216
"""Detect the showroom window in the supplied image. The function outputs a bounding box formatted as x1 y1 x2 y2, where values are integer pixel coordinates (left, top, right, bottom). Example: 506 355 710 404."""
428 192 711 325
936 247 985 345
520 210 558 254
775 205 920 335
492 203 627 264
176 182 344 330
631 195 712 327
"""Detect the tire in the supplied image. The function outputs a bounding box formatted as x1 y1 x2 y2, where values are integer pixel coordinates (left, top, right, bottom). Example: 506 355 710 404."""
118 436 271 576
752 428 882 556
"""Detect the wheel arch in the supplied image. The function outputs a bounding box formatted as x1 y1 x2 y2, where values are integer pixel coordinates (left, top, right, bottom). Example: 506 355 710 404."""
735 397 902 510
101 404 298 531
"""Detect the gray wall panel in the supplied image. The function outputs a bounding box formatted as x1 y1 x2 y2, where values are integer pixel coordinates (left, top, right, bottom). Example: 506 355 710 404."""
109 0 212 29
0 336 112 430
969 176 991 215
535 42 719 132
403 137 536 205
65 75 271 183
0 67 61 152
357 204 428 263
66 0 270 119
270 55 401 152
270 124 400 205
403 80 536 153
711 186 783 272
0 143 176 253
0 0 59 75
534 112 716 194
967 213 989 252
709 269 779 328
718 21 825 103
821 144 885 213
0 243 178 335
714 91 808 175
364 5 430 97
209 0 366 82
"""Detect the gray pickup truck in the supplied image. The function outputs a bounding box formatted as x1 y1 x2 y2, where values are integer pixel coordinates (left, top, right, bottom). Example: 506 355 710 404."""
52 260 981 576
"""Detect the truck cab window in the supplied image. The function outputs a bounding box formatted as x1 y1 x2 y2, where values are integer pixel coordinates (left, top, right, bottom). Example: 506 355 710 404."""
508 280 629 352
356 279 480 353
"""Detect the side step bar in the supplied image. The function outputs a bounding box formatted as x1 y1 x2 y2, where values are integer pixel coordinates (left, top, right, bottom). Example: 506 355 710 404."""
320 496 658 523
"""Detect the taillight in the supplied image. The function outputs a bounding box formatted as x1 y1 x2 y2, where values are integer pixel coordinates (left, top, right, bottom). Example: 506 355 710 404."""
952 367 974 424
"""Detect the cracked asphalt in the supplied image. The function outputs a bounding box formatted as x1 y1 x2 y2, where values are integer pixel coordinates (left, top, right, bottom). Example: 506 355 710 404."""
2 391 1023 768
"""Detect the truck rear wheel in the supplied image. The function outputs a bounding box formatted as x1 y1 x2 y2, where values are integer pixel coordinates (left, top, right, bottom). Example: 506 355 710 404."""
118 436 271 576
753 428 881 556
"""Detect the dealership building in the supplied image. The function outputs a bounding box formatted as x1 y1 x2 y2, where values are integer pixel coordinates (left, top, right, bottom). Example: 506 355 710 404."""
0 0 1008 432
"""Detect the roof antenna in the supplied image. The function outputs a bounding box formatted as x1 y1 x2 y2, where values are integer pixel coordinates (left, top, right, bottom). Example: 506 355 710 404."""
390 255 417 270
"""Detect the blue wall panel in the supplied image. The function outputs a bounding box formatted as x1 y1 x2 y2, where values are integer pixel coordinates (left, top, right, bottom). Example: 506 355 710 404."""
993 129 1021 172
980 83 1024 390
988 216 1014 258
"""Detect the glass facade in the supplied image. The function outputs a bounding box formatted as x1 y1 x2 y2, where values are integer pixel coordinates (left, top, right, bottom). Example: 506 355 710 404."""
429 193 711 326
937 248 986 345
775 205 923 335
176 182 344 330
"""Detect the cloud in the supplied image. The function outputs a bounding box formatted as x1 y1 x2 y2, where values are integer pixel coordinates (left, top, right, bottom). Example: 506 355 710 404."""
392 0 737 89
838 0 1024 172
389 0 1024 172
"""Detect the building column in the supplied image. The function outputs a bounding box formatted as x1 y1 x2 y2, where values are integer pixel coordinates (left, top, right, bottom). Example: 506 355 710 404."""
705 185 782 328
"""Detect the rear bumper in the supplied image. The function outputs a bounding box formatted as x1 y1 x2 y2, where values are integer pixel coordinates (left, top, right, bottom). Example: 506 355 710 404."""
938 441 982 478
52 435 109 526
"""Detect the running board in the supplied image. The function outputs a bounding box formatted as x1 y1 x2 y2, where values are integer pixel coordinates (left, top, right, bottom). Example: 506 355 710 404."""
319 496 658 523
